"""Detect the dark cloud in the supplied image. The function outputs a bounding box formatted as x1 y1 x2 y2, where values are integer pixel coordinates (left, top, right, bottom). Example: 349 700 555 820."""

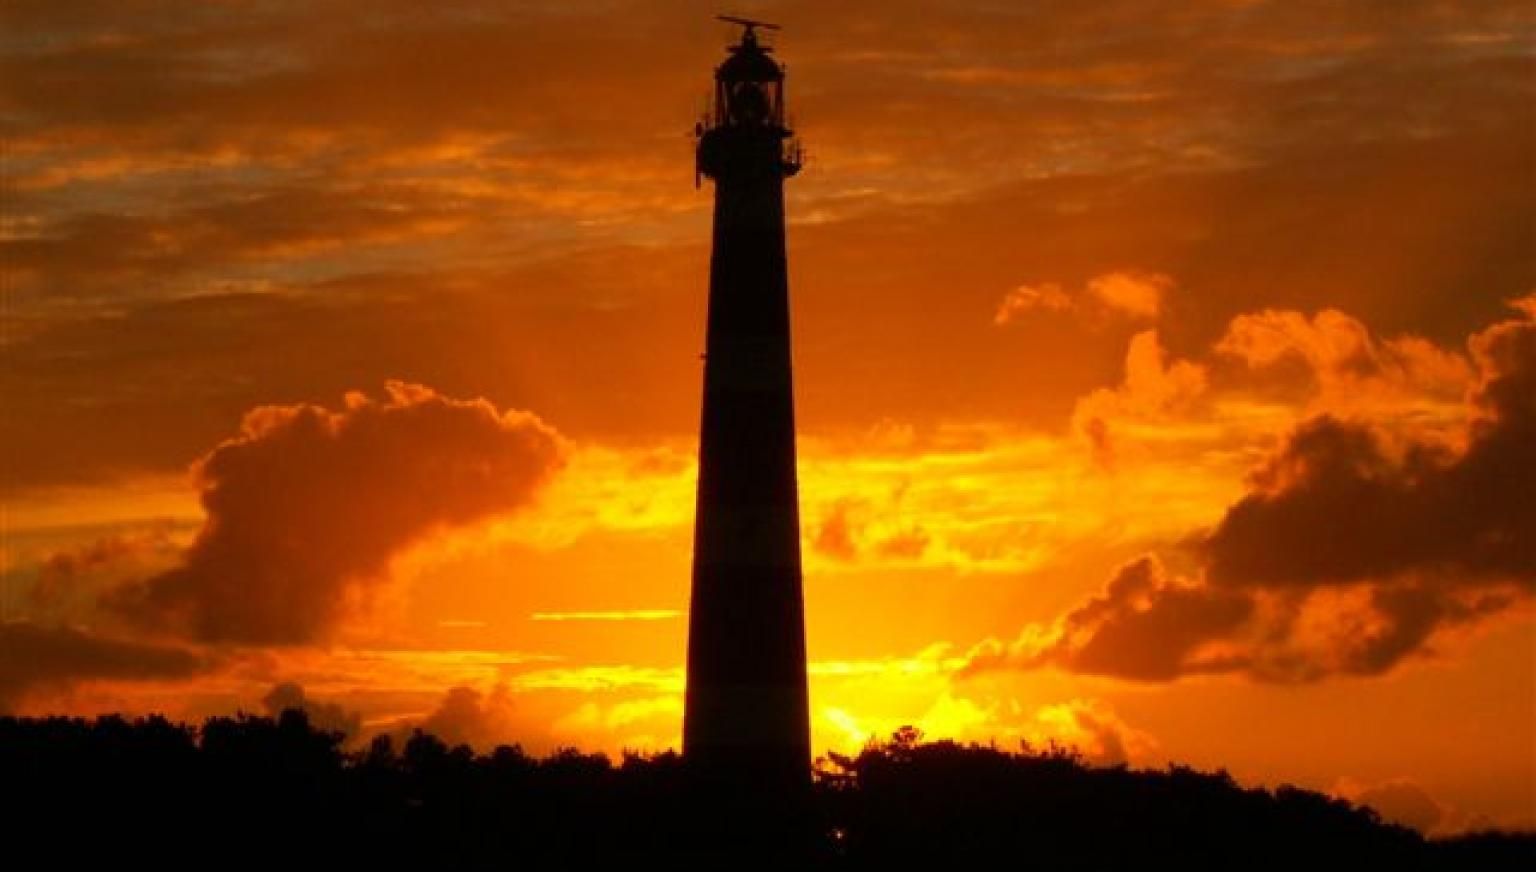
1205 297 1536 589
107 382 565 644
1039 557 1251 682
962 556 1518 684
2 184 475 296
8 1 1527 184
961 556 1251 682
415 685 516 750
966 298 1536 683
261 682 362 738
23 527 185 621
0 620 208 711
1344 778 1449 835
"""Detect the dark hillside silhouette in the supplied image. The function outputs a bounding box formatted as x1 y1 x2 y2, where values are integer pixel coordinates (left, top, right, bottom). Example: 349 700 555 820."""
1 713 1529 870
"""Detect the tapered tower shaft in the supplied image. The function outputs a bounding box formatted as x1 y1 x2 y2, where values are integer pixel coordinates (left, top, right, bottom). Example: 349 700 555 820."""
683 23 809 793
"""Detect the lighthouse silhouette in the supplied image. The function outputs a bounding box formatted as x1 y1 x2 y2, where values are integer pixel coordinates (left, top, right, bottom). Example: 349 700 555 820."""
683 17 811 801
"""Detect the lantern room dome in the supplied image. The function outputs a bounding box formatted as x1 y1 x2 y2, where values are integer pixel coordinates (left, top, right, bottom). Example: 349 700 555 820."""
716 35 782 83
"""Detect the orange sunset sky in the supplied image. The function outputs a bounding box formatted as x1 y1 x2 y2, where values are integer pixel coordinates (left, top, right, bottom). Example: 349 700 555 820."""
2 0 1533 836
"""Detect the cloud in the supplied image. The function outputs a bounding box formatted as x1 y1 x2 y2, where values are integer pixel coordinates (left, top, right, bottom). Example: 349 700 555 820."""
551 694 682 751
1087 271 1169 319
261 682 362 738
25 527 184 621
812 498 863 561
1205 295 1536 589
1028 698 1159 766
1344 778 1446 834
994 271 1171 325
3 1 1532 498
108 382 565 644
0 621 208 711
961 555 1252 682
966 296 1536 682
1071 330 1208 467
1215 308 1472 415
810 495 932 565
3 185 475 296
416 685 518 750
0 251 702 494
1333 775 1532 836
994 282 1072 324
961 554 1521 684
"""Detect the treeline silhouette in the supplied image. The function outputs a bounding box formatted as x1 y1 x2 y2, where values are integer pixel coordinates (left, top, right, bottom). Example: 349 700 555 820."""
1 713 1529 870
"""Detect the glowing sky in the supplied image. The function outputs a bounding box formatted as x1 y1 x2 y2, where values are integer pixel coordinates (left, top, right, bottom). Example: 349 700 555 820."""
2 0 1533 837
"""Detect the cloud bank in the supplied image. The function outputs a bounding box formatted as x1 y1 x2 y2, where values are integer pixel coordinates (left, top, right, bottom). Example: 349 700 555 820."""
966 296 1536 682
0 621 208 712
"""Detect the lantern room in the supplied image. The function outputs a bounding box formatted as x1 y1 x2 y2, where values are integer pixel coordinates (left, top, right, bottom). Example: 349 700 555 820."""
710 20 786 131
695 17 803 184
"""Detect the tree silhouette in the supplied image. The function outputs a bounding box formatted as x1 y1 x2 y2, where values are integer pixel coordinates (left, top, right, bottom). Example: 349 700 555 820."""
0 715 1528 870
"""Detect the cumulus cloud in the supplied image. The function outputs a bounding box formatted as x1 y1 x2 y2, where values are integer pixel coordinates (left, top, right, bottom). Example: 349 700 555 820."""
261 682 362 739
415 685 519 750
25 528 184 622
1087 271 1170 319
961 556 1252 681
1071 330 1208 467
1028 698 1159 766
108 382 565 644
1337 777 1447 835
965 554 1514 683
967 296 1536 682
994 271 1171 325
1334 775 1533 835
0 621 208 711
1205 297 1536 589
1216 308 1472 415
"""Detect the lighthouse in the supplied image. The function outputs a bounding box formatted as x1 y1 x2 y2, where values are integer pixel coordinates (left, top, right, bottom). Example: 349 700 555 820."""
683 17 810 797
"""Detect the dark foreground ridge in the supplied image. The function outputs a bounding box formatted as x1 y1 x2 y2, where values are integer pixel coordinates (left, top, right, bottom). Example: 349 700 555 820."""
1 713 1528 870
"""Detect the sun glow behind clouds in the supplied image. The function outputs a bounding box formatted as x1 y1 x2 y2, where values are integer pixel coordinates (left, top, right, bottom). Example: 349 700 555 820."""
433 423 1251 585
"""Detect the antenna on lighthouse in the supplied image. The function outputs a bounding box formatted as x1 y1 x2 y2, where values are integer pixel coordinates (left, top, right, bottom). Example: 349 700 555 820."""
717 15 780 44
716 15 780 31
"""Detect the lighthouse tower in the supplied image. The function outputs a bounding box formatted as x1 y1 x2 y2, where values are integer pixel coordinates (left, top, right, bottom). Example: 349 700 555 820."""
683 18 810 796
